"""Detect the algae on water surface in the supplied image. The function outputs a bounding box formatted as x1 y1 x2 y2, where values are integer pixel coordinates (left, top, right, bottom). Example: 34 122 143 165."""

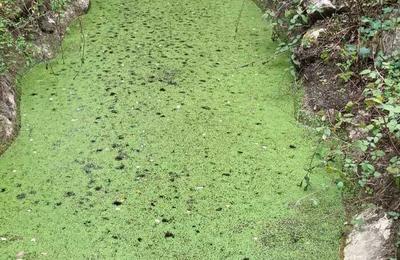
0 0 344 258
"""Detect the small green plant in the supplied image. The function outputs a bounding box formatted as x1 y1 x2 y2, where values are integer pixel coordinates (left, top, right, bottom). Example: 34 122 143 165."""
388 211 400 220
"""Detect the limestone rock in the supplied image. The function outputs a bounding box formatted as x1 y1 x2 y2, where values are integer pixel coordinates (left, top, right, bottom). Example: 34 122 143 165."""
344 207 394 260
301 27 326 48
0 73 17 141
304 0 336 19
59 0 90 26
74 0 90 14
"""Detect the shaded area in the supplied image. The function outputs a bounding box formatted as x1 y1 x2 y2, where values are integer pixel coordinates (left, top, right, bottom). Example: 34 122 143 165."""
0 0 343 258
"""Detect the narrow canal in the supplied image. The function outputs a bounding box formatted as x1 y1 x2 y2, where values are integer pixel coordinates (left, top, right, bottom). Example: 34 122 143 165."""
0 0 343 258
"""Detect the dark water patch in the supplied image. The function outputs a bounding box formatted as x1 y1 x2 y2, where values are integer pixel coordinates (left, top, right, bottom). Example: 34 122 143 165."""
164 231 175 238
16 193 26 200
65 191 76 197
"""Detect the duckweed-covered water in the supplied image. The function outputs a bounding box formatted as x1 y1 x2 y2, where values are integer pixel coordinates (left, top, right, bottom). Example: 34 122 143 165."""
0 0 344 258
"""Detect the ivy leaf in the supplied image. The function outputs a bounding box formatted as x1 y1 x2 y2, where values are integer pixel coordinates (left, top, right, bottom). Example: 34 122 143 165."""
381 104 400 114
383 7 394 14
359 47 371 58
356 140 369 152
365 97 383 107
300 14 308 24
373 172 381 178
387 166 400 175
360 69 372 75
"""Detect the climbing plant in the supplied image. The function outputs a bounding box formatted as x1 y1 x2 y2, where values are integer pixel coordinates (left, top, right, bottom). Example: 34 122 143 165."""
263 0 400 204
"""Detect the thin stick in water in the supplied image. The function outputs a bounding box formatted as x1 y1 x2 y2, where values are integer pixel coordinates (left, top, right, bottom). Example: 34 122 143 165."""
234 0 246 40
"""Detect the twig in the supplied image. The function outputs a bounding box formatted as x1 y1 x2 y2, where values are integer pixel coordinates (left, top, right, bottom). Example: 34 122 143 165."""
234 0 246 40
294 190 321 207
373 107 400 156
299 138 324 191
55 14 65 65
79 18 86 65
235 53 281 69
73 17 85 80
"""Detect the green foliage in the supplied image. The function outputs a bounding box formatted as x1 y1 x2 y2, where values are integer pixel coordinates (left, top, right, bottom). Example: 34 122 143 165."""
328 7 400 192
264 0 400 195
357 50 400 181
263 0 308 53
359 9 400 39
51 0 72 12
0 0 71 74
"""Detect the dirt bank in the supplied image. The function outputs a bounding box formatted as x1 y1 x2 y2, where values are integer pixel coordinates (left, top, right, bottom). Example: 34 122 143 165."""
0 0 90 152
252 0 399 259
